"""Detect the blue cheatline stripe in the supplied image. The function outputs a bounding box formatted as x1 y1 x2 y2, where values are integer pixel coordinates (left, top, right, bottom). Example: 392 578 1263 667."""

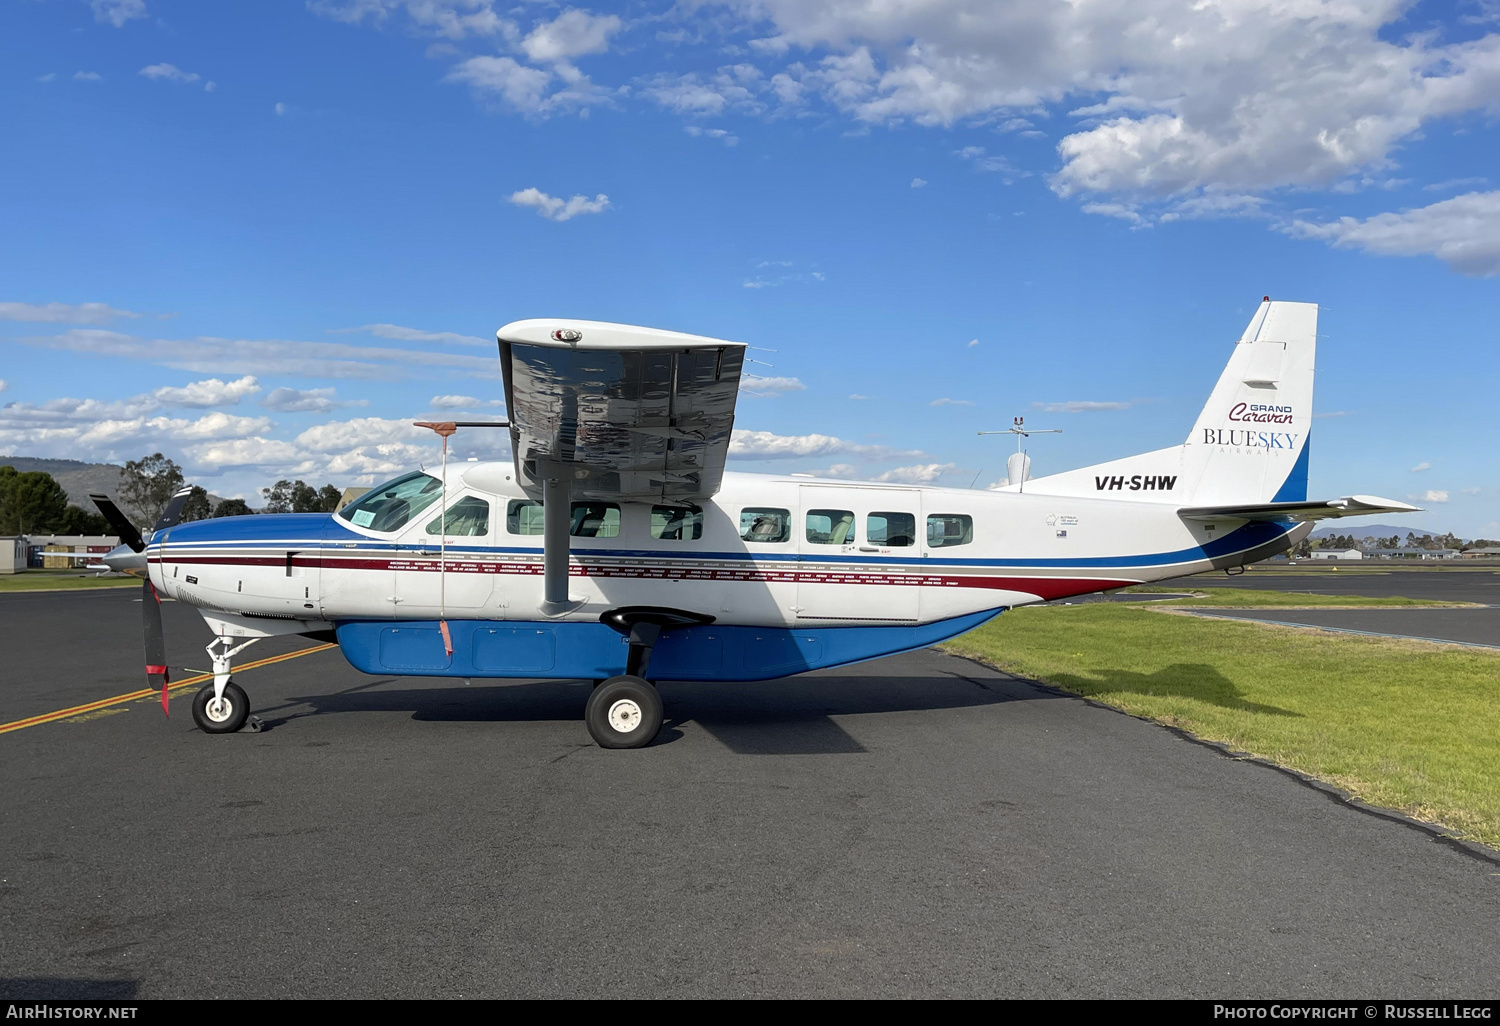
333 606 1007 682
159 512 1294 569
1270 434 1311 503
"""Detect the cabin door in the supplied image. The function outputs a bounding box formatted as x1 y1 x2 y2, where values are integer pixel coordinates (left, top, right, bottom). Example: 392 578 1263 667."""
796 485 921 625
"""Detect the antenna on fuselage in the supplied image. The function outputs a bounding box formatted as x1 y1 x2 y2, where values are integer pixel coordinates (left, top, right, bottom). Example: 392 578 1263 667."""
414 419 512 657
977 417 1061 493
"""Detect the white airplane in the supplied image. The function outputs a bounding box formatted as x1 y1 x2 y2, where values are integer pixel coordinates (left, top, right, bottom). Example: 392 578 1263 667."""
94 299 1418 748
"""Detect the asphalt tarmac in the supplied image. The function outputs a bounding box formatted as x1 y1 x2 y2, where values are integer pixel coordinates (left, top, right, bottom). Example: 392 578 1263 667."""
1161 567 1500 605
1187 608 1500 648
2 590 1498 999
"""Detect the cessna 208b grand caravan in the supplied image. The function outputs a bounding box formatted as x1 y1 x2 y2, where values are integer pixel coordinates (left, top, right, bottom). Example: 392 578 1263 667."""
93 299 1417 748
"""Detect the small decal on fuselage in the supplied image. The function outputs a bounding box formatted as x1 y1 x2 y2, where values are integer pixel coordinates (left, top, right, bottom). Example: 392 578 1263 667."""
1094 474 1177 491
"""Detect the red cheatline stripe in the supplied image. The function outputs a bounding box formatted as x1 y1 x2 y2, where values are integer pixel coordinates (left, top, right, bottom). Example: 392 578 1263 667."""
0 643 338 736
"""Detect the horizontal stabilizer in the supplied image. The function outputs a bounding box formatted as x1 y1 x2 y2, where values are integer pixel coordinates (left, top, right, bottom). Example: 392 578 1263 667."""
1178 495 1421 523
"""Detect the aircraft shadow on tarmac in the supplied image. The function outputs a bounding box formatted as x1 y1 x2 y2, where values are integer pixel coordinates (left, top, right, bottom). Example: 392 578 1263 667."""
1045 663 1300 718
254 670 1053 755
0 978 139 999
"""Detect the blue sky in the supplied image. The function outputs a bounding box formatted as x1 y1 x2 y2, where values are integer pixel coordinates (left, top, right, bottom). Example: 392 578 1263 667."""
2 0 1497 536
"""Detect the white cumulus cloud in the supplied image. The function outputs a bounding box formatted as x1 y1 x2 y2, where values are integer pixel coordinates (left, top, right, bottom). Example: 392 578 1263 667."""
1410 461 1432 473
520 9 621 63
1408 490 1450 503
507 187 611 221
873 463 958 484
152 376 261 408
1285 192 1500 278
740 374 806 395
729 428 923 461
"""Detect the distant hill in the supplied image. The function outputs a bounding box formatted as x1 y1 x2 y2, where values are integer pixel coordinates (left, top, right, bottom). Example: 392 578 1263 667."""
1310 522 1441 540
0 455 229 512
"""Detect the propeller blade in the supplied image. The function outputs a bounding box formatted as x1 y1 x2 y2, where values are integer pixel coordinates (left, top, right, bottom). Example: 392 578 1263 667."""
90 493 144 553
143 580 170 717
152 486 194 535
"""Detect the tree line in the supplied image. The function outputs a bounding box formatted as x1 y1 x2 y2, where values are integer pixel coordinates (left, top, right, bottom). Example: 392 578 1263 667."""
0 452 344 534
1296 531 1500 556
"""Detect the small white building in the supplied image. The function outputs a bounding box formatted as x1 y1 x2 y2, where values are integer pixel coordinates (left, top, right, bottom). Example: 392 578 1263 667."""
1310 548 1363 560
2 537 26 574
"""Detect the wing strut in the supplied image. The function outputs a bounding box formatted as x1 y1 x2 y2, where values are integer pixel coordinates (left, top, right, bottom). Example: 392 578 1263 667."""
540 462 582 616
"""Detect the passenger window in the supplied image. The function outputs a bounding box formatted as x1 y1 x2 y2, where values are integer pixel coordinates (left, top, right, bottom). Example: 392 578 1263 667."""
806 509 855 545
507 499 545 535
868 511 916 547
739 507 790 544
425 496 490 537
927 514 974 548
570 502 620 538
652 505 703 540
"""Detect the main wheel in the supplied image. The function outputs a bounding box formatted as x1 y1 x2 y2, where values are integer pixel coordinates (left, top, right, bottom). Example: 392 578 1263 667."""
584 675 663 749
192 680 250 734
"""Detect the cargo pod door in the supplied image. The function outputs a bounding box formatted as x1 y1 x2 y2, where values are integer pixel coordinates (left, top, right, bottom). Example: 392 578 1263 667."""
796 485 920 625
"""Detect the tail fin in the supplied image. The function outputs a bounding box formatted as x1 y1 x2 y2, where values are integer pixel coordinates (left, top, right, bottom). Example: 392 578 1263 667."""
1021 299 1316 504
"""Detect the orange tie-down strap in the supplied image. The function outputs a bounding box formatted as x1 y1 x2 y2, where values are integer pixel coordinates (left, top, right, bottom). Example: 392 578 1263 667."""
0 643 338 736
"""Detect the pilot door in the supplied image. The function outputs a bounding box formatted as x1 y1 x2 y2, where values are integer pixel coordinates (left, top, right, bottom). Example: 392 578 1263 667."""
796 485 921 624
390 493 498 620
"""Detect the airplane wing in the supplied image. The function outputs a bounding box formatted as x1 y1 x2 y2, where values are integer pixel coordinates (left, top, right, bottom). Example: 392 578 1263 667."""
497 319 747 504
1177 495 1422 522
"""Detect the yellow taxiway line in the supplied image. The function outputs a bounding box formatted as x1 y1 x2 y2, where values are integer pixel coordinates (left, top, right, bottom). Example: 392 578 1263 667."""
0 642 338 735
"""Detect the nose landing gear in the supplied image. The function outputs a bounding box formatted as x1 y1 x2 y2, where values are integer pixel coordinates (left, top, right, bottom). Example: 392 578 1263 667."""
192 679 249 733
192 635 260 734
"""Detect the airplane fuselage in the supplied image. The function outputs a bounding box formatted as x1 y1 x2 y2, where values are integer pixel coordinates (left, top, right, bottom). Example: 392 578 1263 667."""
145 464 1301 682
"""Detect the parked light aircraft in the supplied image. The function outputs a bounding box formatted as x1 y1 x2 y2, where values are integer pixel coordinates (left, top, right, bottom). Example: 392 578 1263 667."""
94 299 1418 748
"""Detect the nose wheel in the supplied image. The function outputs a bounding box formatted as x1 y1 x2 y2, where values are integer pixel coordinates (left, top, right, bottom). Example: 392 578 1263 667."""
192 679 250 734
585 675 662 749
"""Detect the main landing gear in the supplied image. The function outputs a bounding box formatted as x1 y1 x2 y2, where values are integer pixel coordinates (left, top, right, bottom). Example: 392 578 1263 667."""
586 606 715 750
191 635 259 734
585 675 662 749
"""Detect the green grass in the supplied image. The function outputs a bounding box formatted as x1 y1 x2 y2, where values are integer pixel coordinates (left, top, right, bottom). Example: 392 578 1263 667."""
1119 587 1464 607
0 572 138 592
943 604 1500 848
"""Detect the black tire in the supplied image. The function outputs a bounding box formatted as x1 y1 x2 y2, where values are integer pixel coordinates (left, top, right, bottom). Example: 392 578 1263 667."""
584 675 662 749
192 680 250 734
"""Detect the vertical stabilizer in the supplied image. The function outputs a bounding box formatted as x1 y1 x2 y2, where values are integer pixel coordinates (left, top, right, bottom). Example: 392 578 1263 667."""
1021 299 1317 504
1183 299 1316 504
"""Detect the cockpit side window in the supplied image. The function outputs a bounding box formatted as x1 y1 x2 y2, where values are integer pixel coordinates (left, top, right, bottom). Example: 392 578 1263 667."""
337 472 443 533
425 496 490 537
